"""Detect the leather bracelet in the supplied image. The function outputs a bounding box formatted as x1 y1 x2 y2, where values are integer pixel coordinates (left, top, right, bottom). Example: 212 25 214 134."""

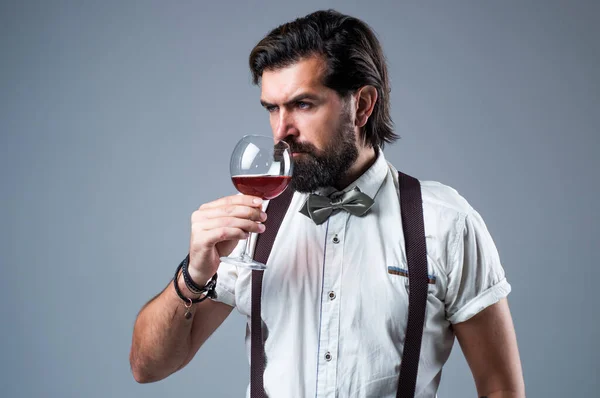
181 254 205 294
172 255 218 319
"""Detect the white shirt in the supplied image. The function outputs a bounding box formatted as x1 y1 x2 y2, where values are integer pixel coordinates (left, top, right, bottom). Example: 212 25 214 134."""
214 149 511 398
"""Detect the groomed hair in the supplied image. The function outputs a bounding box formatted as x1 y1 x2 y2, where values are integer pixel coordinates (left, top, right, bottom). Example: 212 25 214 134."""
249 9 398 148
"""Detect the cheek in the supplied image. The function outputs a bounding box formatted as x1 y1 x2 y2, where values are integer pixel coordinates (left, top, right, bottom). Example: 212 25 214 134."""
297 109 337 145
295 118 321 149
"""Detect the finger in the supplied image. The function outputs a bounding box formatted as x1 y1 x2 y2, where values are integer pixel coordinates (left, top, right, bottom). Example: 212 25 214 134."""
197 217 266 233
199 195 263 210
197 227 251 247
195 205 267 222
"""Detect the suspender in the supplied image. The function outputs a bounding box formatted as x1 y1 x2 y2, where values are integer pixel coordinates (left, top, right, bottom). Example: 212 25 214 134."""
396 171 429 398
251 186 294 398
250 171 428 398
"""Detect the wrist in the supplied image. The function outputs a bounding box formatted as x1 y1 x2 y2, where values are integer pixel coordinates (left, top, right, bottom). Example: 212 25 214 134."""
172 255 218 319
175 272 202 298
186 264 212 287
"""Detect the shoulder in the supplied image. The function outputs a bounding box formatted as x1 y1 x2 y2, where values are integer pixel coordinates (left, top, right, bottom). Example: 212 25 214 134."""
387 162 474 218
419 180 473 217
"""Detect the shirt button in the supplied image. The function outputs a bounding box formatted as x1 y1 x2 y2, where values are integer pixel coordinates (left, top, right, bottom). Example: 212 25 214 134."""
332 234 340 244
328 291 336 300
325 352 332 361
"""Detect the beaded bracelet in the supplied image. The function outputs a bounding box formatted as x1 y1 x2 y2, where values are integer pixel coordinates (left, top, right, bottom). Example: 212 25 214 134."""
172 255 218 319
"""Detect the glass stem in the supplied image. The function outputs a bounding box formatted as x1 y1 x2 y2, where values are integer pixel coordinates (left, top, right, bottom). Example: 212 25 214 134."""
242 232 254 259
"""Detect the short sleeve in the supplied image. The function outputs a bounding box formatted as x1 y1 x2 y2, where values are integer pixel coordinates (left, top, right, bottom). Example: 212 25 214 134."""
211 240 244 308
445 207 511 324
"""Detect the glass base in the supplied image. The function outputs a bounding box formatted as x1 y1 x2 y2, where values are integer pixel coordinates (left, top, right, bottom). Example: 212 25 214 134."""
220 253 267 270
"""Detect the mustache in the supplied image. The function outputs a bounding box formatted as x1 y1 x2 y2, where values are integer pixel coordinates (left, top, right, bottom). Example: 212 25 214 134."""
283 139 318 154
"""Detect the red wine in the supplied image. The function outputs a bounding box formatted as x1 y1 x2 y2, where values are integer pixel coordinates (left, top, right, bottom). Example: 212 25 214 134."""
232 175 291 199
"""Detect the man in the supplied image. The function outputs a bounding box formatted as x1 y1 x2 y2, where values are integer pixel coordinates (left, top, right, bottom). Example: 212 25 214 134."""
129 9 525 398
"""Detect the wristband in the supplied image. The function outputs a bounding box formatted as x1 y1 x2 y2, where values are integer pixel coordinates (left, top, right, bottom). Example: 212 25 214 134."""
172 255 218 319
182 254 206 294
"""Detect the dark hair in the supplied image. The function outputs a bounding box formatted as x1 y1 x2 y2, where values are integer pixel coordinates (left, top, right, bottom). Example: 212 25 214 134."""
249 9 398 148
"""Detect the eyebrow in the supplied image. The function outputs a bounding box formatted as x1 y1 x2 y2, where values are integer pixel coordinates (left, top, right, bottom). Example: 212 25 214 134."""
260 93 321 108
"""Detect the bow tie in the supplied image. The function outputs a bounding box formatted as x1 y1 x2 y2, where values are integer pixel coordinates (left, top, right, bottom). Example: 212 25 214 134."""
299 188 375 225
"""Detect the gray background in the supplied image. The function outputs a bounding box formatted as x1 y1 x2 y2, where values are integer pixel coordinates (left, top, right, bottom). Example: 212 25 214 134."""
1 0 598 397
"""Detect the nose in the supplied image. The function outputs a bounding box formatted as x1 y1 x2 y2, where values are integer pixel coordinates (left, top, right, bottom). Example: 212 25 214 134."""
273 109 299 143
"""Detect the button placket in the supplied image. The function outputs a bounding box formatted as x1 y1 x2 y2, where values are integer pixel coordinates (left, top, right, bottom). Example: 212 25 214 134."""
315 213 345 397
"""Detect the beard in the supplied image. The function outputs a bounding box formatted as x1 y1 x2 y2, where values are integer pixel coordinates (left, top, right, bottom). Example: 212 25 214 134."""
285 109 359 193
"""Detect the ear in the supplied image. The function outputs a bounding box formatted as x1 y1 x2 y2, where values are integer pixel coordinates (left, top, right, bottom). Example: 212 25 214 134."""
354 85 378 128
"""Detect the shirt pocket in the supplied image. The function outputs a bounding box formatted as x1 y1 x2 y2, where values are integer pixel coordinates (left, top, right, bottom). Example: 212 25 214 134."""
386 259 442 299
387 266 437 284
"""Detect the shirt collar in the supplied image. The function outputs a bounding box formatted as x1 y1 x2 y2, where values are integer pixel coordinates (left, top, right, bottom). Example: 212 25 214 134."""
315 147 388 201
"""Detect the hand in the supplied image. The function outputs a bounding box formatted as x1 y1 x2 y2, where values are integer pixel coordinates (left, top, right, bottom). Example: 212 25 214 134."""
187 195 267 284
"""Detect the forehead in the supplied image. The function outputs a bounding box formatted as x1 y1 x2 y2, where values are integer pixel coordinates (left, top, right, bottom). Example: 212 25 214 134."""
260 55 329 102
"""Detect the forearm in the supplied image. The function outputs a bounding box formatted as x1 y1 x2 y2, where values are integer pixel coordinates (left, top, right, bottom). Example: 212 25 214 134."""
129 275 205 383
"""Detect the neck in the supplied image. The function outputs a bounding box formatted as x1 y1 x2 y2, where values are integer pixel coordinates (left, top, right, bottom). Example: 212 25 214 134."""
334 146 377 191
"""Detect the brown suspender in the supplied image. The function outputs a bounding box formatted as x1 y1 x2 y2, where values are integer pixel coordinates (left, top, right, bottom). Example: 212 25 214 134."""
251 186 294 398
250 171 428 398
396 171 429 398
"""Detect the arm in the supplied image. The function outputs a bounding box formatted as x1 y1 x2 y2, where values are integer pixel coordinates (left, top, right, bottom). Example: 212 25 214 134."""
129 194 266 383
453 298 525 398
129 275 233 383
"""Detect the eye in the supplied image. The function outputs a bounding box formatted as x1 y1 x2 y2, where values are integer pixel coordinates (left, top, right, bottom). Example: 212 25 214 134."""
265 105 278 113
297 101 311 110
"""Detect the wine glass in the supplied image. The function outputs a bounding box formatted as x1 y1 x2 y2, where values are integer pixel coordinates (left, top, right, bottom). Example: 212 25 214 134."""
220 134 293 270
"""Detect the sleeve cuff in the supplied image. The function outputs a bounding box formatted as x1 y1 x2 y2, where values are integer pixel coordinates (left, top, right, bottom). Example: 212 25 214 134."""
448 278 512 324
212 280 236 307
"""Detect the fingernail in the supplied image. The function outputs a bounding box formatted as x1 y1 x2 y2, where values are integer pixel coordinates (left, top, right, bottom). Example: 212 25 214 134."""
260 212 267 221
258 224 266 232
253 198 263 204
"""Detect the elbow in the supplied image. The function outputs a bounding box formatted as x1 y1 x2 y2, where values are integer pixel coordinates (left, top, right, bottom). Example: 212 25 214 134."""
483 389 526 398
130 362 165 384
131 365 156 384
132 370 153 384
129 351 164 384
133 373 160 384
130 361 155 384
478 376 526 398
